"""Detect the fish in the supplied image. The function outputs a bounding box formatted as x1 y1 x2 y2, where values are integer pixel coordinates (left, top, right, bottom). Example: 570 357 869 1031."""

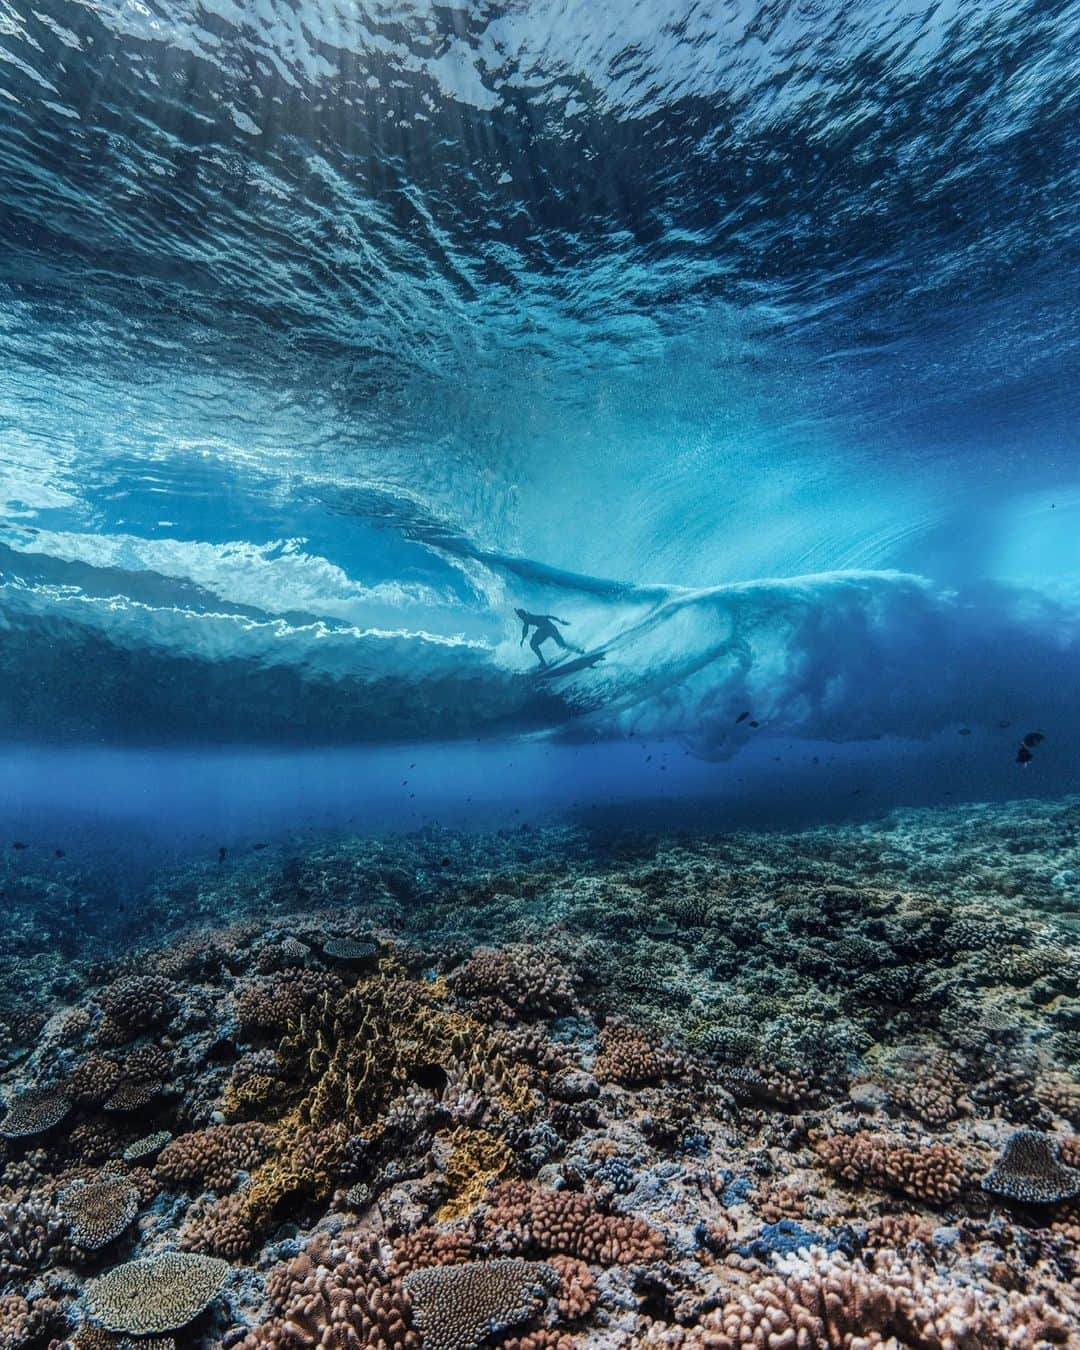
1022 731 1045 747
735 711 750 723
749 720 760 728
217 846 228 864
1016 744 1033 765
11 841 27 851
54 848 65 858
958 727 972 736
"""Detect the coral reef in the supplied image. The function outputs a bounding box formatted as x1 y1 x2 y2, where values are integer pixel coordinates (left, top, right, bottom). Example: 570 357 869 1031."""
2 799 1080 1346
154 1123 276 1192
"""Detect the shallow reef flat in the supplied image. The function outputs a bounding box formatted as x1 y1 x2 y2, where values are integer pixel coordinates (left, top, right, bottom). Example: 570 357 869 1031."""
1 796 1080 1347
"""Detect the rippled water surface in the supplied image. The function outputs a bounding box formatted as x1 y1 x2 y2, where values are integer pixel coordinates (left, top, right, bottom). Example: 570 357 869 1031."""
1 0 1078 792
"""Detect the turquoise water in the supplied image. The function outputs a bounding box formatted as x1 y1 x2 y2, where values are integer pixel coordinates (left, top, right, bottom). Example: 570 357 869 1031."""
0 0 1078 832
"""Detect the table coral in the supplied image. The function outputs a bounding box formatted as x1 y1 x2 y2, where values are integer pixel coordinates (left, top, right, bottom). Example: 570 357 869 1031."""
0 1085 70 1138
58 1173 139 1250
982 1129 1080 1204
86 1253 230 1335
404 1259 558 1350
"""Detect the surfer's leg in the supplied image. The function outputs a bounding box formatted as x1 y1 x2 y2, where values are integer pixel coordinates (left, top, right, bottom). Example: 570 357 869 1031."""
530 632 548 666
552 629 583 655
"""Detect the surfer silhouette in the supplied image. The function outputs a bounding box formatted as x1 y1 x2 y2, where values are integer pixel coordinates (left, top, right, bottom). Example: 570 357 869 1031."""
516 608 581 667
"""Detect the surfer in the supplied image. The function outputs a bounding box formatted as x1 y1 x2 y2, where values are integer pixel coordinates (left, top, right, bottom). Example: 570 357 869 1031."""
515 608 582 667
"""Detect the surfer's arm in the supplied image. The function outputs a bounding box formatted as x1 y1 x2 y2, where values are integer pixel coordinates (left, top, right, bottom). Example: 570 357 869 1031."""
550 616 570 625
519 620 529 644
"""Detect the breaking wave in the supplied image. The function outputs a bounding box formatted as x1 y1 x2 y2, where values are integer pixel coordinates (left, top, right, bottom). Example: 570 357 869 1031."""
1 0 1078 758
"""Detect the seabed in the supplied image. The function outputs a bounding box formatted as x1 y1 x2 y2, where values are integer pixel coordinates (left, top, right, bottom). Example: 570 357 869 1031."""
2 795 1080 1347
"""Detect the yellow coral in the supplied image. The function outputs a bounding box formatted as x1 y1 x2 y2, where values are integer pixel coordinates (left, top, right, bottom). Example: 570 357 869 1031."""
436 1126 514 1221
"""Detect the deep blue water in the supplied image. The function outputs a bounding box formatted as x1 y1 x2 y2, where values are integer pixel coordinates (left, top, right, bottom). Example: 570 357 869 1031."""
1 0 1079 837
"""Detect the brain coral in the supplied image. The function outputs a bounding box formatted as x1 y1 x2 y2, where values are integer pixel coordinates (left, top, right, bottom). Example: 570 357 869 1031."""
982 1129 1080 1204
59 1173 139 1250
404 1260 558 1350
86 1253 230 1334
0 1085 70 1137
154 1122 275 1192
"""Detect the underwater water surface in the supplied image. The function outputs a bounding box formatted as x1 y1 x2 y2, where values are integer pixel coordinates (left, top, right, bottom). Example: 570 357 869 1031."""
2 3 1080 1348
0 0 1078 822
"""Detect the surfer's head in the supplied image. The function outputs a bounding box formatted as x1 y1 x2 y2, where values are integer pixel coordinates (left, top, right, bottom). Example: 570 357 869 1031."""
515 608 528 621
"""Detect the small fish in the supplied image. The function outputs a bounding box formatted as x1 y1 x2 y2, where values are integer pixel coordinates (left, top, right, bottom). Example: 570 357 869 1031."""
997 720 1012 729
958 727 972 736
11 841 27 851
54 848 65 858
253 842 267 851
217 846 228 864
749 720 760 728
1023 731 1045 748
735 711 750 724
1016 744 1033 765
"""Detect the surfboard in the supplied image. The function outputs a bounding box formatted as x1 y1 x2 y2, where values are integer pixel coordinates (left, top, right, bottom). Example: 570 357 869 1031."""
533 650 606 678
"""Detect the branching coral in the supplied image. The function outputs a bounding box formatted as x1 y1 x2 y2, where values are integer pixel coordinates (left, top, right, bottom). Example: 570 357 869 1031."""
153 1122 275 1192
479 1180 665 1265
702 1246 1070 1348
593 1023 682 1087
96 975 178 1044
234 969 344 1037
239 1233 419 1348
451 945 577 1018
178 1191 254 1258
0 1293 65 1349
814 1132 967 1203
0 1190 70 1287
